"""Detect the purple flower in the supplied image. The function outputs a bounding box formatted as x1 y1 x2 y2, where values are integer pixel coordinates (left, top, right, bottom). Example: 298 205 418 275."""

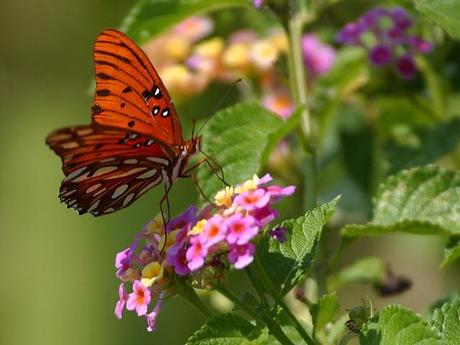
359 8 387 28
336 23 364 45
302 34 336 77
396 55 416 79
270 227 287 243
166 205 197 233
252 206 278 227
146 296 164 332
228 243 256 269
408 36 433 54
114 283 128 319
369 45 392 65
266 185 296 202
167 247 190 276
389 7 412 30
253 0 263 8
226 214 258 245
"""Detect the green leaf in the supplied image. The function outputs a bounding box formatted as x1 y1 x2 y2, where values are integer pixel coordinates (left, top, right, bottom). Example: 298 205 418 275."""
442 237 460 267
258 197 339 296
122 0 250 44
342 166 460 238
360 305 442 345
431 298 460 345
197 102 283 199
311 292 340 333
328 257 386 290
384 118 460 174
415 0 460 39
186 313 261 345
428 293 460 315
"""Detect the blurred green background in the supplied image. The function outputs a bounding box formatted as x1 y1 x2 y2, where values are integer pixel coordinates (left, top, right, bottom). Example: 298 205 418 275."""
1 1 458 345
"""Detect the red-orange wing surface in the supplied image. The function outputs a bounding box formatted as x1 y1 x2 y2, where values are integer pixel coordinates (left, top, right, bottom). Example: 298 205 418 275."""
92 29 184 146
46 125 172 216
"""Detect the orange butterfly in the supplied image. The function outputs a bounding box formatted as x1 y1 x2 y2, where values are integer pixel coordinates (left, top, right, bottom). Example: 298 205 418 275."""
46 29 202 217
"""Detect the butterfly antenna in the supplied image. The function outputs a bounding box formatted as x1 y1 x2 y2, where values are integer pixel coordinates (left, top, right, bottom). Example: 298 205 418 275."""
196 78 242 136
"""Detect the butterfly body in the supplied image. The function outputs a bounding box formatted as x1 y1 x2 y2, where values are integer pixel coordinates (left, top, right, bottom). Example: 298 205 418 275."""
47 29 201 216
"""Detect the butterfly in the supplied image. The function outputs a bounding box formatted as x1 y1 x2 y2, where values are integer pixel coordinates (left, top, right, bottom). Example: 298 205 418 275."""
46 29 203 217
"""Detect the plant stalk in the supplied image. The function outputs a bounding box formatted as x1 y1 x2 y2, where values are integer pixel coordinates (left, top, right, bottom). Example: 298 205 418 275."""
176 280 215 319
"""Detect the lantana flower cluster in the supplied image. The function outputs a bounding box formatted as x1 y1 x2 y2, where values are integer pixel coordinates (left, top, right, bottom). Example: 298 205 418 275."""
145 16 335 118
336 7 433 79
114 174 294 332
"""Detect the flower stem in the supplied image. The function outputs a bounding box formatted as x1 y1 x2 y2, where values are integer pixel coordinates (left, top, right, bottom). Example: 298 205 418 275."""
175 279 215 319
286 0 317 211
252 257 316 345
215 284 296 345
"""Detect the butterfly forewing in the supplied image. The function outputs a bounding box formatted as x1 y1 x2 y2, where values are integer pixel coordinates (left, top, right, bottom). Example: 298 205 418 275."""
92 29 184 146
46 125 171 216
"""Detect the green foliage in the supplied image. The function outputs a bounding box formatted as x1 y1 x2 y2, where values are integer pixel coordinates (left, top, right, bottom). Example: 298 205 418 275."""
186 313 261 345
197 102 283 199
360 305 442 345
442 237 460 267
310 292 340 333
328 257 386 290
384 118 460 174
415 0 460 39
122 0 249 43
431 298 460 345
342 166 460 238
258 197 339 296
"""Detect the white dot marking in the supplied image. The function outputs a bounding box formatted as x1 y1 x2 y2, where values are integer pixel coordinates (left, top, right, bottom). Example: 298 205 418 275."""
112 184 129 199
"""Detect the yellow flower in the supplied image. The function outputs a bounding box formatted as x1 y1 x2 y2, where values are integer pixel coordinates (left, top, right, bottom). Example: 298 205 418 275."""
158 228 180 252
189 219 208 235
235 175 260 194
194 37 224 58
141 262 164 287
164 35 192 61
161 64 192 88
269 30 288 53
223 43 251 71
145 214 164 235
214 186 234 207
250 40 279 70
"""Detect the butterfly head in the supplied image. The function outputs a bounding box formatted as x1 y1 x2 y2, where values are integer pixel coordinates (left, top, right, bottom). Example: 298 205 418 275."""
184 135 202 156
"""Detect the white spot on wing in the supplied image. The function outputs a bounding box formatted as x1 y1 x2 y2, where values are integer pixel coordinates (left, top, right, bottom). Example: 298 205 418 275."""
123 159 138 164
104 208 115 213
105 167 147 179
137 177 161 196
100 158 116 163
123 193 135 207
64 167 86 181
146 157 169 166
88 200 101 212
136 169 157 179
86 184 101 194
93 188 107 196
93 166 118 177
112 184 129 199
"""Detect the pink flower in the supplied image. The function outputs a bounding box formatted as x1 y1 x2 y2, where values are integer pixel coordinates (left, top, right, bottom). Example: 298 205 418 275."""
302 34 336 77
166 206 197 233
228 243 256 269
115 248 131 279
226 214 258 245
167 247 190 276
146 296 164 332
262 90 294 118
266 185 296 202
199 215 227 246
173 16 213 42
234 188 270 211
114 283 128 319
186 237 208 271
126 280 151 316
253 206 279 227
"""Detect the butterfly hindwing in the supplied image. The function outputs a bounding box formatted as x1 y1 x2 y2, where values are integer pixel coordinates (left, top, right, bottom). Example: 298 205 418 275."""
92 29 184 146
46 125 172 216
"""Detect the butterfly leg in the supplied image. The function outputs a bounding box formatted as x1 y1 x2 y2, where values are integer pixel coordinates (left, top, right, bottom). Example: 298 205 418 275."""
191 173 217 206
184 155 228 186
159 182 173 254
200 150 228 186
